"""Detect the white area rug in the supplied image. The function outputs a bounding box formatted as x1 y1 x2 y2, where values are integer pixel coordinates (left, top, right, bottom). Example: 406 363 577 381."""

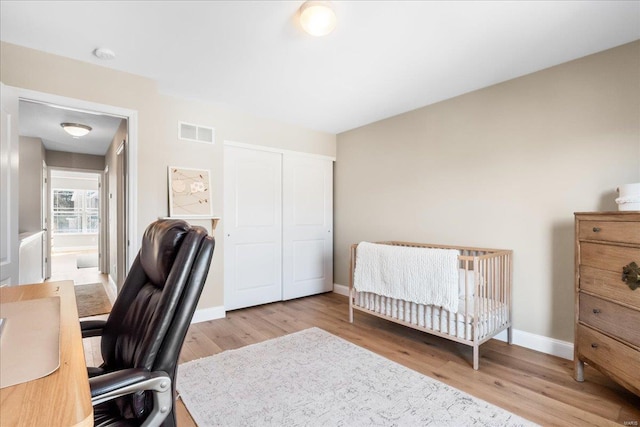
177 328 537 427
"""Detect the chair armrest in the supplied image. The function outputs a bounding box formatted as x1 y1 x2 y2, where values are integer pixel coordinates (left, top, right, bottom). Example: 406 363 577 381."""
81 320 107 338
90 369 173 427
90 368 151 400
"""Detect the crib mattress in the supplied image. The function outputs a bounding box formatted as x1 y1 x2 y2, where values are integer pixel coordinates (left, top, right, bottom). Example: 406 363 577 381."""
354 291 508 340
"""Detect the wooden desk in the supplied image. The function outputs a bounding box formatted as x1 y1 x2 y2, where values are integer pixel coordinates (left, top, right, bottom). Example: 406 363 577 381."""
0 281 93 426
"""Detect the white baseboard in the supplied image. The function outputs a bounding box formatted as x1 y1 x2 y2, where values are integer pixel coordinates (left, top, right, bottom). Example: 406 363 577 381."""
106 275 118 304
333 283 573 360
192 305 226 324
493 329 573 360
333 283 349 296
103 277 224 324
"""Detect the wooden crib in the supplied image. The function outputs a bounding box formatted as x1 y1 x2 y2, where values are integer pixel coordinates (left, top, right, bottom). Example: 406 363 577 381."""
349 241 513 370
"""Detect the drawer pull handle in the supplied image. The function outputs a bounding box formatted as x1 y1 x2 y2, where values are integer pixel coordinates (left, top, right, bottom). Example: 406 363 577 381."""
591 343 599 349
592 308 601 314
592 227 601 232
622 261 640 291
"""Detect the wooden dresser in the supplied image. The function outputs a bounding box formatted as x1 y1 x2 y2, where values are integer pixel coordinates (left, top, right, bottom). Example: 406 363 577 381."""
574 212 640 396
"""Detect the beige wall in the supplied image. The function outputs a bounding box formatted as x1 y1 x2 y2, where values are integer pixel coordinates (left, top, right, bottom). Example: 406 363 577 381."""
335 41 640 342
1 42 336 311
46 150 105 171
50 175 99 191
18 136 45 232
104 119 127 288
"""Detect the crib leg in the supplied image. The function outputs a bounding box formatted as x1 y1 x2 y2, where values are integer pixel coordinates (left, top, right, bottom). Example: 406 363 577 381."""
349 289 354 323
507 326 513 345
473 343 479 370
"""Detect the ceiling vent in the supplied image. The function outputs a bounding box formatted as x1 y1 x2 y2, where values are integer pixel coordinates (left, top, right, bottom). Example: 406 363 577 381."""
178 121 215 144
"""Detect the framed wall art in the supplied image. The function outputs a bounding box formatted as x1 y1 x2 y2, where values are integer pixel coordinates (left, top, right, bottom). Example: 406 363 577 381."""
168 166 212 218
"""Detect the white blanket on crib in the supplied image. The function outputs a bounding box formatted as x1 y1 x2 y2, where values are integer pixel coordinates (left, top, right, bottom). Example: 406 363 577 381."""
354 242 460 313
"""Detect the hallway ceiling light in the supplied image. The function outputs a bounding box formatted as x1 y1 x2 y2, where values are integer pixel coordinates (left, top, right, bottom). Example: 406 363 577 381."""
61 122 92 137
299 1 337 37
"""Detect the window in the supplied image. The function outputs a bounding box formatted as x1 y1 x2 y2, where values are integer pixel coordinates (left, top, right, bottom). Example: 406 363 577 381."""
52 189 99 234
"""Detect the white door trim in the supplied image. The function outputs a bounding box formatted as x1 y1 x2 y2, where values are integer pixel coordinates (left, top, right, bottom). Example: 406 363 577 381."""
0 83 19 286
10 86 139 270
42 160 50 280
101 166 109 274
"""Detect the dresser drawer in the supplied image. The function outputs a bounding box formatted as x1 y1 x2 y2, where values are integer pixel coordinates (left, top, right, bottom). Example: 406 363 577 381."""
580 242 640 273
579 293 640 347
579 221 640 245
576 324 640 396
580 265 640 310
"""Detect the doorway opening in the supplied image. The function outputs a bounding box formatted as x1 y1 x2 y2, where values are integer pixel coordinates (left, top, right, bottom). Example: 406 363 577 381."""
47 169 106 287
14 93 136 308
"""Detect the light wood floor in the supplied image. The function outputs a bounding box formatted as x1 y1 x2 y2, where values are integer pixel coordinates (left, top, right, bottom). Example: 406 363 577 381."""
47 250 109 288
85 292 640 426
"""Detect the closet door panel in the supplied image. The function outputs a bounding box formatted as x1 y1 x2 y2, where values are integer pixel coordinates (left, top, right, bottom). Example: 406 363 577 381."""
224 146 282 310
283 155 333 300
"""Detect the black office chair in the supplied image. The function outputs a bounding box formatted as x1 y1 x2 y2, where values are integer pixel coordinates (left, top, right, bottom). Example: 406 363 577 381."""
81 219 214 427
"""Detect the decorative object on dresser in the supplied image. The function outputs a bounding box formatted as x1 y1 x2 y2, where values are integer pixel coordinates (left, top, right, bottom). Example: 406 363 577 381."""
349 241 513 370
615 182 640 211
574 212 640 396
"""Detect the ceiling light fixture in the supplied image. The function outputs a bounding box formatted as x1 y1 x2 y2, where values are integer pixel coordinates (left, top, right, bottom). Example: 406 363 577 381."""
299 1 337 37
61 123 92 137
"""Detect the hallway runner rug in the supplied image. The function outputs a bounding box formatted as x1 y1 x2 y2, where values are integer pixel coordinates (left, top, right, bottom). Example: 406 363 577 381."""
177 327 537 427
74 283 111 318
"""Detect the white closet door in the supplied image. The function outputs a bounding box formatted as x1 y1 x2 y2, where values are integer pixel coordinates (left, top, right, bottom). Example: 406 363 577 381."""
224 146 283 310
282 155 333 300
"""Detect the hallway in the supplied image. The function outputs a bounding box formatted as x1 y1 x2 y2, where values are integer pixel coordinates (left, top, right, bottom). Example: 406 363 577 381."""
46 250 109 288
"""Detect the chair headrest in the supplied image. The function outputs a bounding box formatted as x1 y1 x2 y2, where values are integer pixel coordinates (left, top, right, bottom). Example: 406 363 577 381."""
139 220 190 287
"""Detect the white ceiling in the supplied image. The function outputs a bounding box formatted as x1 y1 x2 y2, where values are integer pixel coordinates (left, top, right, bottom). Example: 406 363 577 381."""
19 101 124 156
2 1 639 135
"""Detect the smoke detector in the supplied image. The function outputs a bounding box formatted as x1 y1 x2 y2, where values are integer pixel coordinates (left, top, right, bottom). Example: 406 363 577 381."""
93 47 116 60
